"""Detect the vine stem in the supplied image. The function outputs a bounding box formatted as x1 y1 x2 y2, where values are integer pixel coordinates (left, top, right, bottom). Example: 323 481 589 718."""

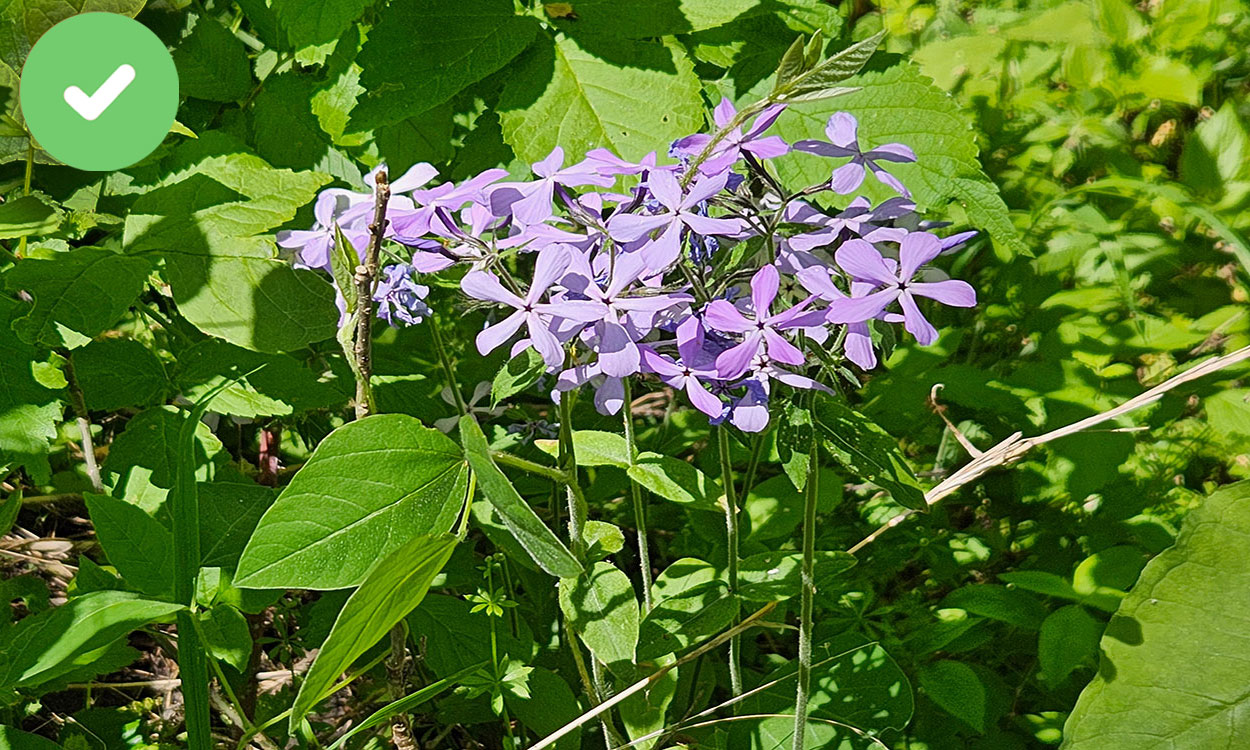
792 396 820 750
352 168 390 420
621 377 654 611
717 425 743 697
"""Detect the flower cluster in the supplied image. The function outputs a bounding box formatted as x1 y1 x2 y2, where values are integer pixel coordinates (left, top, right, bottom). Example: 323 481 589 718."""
277 103 977 432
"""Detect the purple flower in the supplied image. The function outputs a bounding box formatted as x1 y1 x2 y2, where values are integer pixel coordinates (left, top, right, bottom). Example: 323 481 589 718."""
671 99 789 175
786 196 913 252
793 112 916 196
461 245 601 367
797 265 889 369
560 250 692 377
489 147 615 226
276 189 368 271
606 170 746 271
826 233 976 346
554 362 625 416
638 317 724 418
703 264 823 380
374 264 431 326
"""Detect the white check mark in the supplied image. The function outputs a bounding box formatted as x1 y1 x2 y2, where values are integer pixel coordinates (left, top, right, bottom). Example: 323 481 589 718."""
63 63 136 121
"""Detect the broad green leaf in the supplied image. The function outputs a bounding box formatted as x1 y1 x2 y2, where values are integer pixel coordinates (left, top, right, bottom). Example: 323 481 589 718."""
998 570 1122 613
0 298 61 477
171 14 252 102
738 550 855 602
499 34 704 164
251 73 360 182
535 429 629 468
1038 606 1101 687
1062 481 1250 748
196 605 253 672
811 394 925 510
102 406 226 521
174 339 345 417
777 401 814 490
550 0 766 37
917 660 988 733
745 468 841 542
584 519 625 561
650 557 717 606
772 63 1026 259
0 195 59 239
350 0 540 129
237 414 467 589
459 415 582 578
627 452 722 511
291 534 457 729
940 584 1048 630
0 591 181 690
637 580 737 661
737 639 914 748
123 133 336 353
273 0 371 50
510 667 583 750
1071 545 1147 595
198 481 276 572
5 248 151 348
559 561 639 676
71 340 169 411
84 493 174 599
492 348 546 406
407 594 531 677
0 726 63 750
1181 101 1250 209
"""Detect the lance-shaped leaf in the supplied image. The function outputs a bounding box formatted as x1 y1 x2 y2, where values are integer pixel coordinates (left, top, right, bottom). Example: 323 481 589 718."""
237 414 467 589
771 30 883 102
460 415 582 578
290 534 457 730
811 394 925 510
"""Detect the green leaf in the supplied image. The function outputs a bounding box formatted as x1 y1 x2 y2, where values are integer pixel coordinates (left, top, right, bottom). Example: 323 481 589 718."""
509 667 583 750
0 490 19 539
459 415 582 578
5 248 151 348
198 481 276 572
550 0 767 37
535 430 629 468
197 605 253 672
499 34 704 164
350 0 540 130
0 298 61 476
0 591 181 690
1038 605 1101 687
237 414 468 589
0 726 63 750
0 195 59 239
777 401 814 490
940 584 1048 630
71 340 168 411
123 133 337 353
918 660 988 733
290 534 457 730
558 561 639 676
83 493 174 599
771 30 883 102
273 0 371 50
627 452 722 511
102 406 225 521
745 468 841 542
174 339 346 417
737 639 914 747
492 348 546 406
738 550 855 602
637 580 737 661
773 63 1026 259
330 223 359 316
811 394 925 510
1062 481 1250 748
171 14 252 102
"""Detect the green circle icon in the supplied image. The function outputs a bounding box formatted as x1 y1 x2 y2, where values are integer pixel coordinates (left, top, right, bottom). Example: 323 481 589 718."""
20 13 178 172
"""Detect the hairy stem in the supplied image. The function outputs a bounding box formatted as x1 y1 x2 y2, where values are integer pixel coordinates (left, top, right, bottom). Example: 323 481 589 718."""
558 390 588 560
792 409 820 750
353 168 390 420
717 425 743 697
621 377 654 611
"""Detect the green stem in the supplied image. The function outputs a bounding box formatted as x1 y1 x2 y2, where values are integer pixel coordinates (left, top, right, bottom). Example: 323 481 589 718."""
717 425 743 697
430 313 468 416
17 138 33 258
621 377 654 611
491 451 566 484
792 401 821 750
558 390 587 560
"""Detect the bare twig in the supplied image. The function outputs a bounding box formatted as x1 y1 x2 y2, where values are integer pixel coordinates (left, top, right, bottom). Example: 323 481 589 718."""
353 168 390 420
849 344 1250 555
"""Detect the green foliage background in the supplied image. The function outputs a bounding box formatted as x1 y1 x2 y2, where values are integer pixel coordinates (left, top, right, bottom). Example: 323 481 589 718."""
1 0 1249 748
